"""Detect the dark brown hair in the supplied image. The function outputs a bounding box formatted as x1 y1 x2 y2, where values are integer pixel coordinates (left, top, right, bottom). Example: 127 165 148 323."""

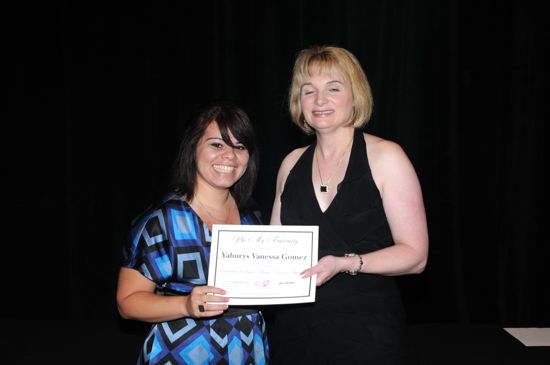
171 101 259 206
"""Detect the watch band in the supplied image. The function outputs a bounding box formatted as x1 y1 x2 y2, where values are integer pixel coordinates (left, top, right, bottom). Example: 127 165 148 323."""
344 253 363 275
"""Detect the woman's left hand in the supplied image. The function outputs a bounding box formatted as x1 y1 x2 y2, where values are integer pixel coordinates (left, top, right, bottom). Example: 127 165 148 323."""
300 255 345 286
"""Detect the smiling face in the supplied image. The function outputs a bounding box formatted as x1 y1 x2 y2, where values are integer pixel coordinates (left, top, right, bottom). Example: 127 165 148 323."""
300 65 355 132
195 121 249 192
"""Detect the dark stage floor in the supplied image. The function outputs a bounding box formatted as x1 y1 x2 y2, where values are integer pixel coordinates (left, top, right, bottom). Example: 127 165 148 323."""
2 320 548 364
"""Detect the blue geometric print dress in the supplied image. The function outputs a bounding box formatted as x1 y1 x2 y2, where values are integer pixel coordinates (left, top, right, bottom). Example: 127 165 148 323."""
122 192 270 365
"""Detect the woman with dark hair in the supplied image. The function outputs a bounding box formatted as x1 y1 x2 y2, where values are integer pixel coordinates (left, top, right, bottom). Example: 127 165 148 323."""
117 101 269 364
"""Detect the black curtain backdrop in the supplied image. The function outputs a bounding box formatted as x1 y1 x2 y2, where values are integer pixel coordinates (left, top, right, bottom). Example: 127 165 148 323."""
5 0 549 327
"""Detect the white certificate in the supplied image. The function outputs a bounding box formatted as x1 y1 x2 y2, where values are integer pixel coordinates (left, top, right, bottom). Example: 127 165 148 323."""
208 224 318 305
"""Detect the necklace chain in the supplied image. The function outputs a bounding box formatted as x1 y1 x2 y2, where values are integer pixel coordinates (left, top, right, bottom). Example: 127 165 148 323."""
315 136 353 193
195 195 231 223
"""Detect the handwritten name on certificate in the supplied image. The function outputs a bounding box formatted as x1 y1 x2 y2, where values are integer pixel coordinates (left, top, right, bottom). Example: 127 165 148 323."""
208 225 319 305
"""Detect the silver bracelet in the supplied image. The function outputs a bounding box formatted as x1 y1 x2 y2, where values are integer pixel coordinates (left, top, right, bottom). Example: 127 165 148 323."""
344 253 363 275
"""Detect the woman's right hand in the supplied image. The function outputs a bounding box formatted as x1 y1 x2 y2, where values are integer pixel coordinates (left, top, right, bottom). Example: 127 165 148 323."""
117 268 230 322
186 285 229 318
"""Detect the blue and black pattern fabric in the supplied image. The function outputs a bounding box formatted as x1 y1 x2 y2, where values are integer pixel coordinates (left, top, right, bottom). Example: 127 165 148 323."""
122 192 269 365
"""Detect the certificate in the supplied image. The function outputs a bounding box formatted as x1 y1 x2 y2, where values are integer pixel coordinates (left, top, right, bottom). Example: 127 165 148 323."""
208 224 318 305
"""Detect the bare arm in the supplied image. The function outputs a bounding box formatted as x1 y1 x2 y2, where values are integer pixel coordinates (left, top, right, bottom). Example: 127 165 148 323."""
358 137 428 275
270 147 307 225
116 267 229 323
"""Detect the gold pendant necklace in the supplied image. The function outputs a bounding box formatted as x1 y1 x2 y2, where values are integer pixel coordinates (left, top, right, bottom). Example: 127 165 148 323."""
315 136 353 193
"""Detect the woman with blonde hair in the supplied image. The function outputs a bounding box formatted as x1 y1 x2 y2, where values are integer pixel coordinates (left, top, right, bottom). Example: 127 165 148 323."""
269 46 428 364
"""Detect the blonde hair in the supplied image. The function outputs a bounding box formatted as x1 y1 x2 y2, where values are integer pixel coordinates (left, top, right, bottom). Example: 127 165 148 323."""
288 45 373 134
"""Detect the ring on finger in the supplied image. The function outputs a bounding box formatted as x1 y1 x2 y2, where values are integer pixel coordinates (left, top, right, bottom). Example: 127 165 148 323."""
198 304 205 313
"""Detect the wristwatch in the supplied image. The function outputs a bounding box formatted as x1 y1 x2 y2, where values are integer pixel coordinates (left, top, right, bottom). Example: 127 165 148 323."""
344 253 363 275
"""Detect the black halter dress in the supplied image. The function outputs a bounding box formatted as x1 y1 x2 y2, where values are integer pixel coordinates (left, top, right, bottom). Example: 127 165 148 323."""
270 129 406 364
